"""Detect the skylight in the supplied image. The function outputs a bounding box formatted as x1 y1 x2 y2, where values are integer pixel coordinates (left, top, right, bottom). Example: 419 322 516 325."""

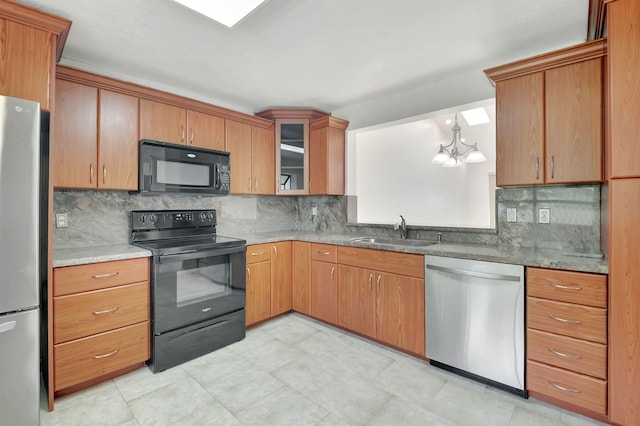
461 107 490 126
171 0 268 28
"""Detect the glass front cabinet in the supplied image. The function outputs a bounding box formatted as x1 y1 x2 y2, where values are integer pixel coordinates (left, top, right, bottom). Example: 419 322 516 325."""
256 109 349 196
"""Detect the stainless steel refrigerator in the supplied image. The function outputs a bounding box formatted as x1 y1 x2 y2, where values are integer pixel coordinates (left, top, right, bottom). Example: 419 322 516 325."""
0 95 48 425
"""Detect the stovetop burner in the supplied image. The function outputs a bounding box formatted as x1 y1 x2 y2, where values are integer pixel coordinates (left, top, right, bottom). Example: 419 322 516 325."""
130 209 246 255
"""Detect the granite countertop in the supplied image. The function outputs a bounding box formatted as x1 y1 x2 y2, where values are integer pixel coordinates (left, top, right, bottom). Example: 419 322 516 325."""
53 231 608 274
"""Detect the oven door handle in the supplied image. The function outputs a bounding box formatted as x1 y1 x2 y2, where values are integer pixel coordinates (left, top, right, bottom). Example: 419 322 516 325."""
158 245 245 262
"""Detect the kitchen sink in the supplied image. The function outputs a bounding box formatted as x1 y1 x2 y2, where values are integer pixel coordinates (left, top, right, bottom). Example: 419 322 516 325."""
350 237 435 247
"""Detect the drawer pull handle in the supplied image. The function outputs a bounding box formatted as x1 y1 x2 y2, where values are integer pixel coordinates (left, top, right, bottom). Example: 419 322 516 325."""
92 306 120 315
548 380 581 393
317 251 332 255
92 348 120 359
369 274 373 291
548 314 582 324
92 272 119 279
548 283 582 291
548 347 582 359
251 251 265 256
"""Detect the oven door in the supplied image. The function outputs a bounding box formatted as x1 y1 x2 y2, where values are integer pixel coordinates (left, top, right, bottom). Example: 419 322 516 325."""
152 245 246 334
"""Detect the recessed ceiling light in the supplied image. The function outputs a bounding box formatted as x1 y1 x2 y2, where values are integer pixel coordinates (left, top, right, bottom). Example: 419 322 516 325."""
172 0 269 28
445 119 452 125
461 107 490 126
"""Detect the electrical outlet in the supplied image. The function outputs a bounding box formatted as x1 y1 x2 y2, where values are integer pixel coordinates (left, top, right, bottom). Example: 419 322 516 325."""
538 208 550 224
506 208 517 223
311 206 318 216
56 213 68 228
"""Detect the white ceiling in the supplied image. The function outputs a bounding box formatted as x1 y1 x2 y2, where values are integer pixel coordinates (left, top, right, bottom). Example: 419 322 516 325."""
19 0 589 126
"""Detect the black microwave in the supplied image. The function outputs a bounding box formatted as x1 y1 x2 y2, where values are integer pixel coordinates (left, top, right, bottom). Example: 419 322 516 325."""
138 139 230 195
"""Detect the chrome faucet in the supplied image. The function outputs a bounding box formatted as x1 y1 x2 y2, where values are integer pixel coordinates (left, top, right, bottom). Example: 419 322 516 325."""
399 215 407 239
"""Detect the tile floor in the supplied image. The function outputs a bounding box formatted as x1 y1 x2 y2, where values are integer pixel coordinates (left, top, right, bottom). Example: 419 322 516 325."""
41 313 606 426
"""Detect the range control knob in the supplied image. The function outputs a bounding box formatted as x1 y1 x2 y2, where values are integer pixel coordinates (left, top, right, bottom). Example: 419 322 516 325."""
138 215 146 223
199 212 207 222
148 214 157 223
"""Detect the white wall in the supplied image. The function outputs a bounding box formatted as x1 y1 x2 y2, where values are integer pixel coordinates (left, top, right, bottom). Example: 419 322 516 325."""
350 100 496 228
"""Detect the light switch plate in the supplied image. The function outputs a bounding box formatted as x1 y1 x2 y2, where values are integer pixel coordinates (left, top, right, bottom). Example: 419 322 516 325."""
311 206 318 216
506 208 517 223
56 213 68 228
538 208 550 224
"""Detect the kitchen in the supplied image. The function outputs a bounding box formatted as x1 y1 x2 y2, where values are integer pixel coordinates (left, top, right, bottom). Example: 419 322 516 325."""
0 0 637 425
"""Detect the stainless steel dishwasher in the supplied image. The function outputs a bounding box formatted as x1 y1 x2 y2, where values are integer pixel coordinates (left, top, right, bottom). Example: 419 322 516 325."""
425 255 526 396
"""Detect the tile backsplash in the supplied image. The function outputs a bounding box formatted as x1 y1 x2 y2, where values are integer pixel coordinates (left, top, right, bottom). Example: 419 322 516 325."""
54 184 602 254
496 185 601 253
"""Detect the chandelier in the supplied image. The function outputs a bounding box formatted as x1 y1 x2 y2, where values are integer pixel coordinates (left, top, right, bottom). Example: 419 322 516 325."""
431 114 487 167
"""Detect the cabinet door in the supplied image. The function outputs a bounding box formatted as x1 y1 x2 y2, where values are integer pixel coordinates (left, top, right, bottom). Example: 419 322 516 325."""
292 241 311 315
251 125 276 194
0 19 52 109
609 178 640 424
545 58 602 183
609 0 640 178
225 120 252 194
246 261 271 326
186 110 225 151
337 265 376 338
139 99 186 144
271 241 292 316
495 73 544 186
99 90 139 190
310 126 345 195
311 260 337 324
52 79 98 188
375 272 425 355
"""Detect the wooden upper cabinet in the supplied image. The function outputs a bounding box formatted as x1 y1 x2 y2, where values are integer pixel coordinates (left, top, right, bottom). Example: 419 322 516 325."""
486 39 606 187
251 125 276 195
139 99 186 145
99 90 139 190
53 80 139 190
186 110 225 150
545 58 603 183
256 109 347 195
0 3 70 110
226 120 253 194
495 74 544 186
53 79 98 189
609 0 640 179
309 116 348 195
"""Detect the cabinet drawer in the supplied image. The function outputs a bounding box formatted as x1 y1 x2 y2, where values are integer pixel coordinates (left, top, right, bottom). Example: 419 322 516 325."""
246 243 271 264
527 360 607 415
311 243 337 263
527 329 606 379
337 246 424 278
527 267 607 308
54 258 149 296
527 297 606 344
54 322 149 391
54 282 149 344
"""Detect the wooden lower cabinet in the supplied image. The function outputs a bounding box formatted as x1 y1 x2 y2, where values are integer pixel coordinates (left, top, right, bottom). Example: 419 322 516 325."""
337 264 424 355
246 261 271 326
271 241 292 316
375 272 424 355
311 259 338 324
526 267 608 418
54 322 149 391
52 258 150 396
292 241 311 315
337 265 376 338
245 242 292 326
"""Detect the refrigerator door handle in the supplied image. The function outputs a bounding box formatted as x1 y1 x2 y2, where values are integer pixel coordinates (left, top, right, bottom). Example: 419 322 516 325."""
0 321 17 334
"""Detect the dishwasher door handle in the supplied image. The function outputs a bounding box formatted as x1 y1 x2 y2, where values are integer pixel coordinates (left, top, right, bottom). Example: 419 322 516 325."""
426 264 521 282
